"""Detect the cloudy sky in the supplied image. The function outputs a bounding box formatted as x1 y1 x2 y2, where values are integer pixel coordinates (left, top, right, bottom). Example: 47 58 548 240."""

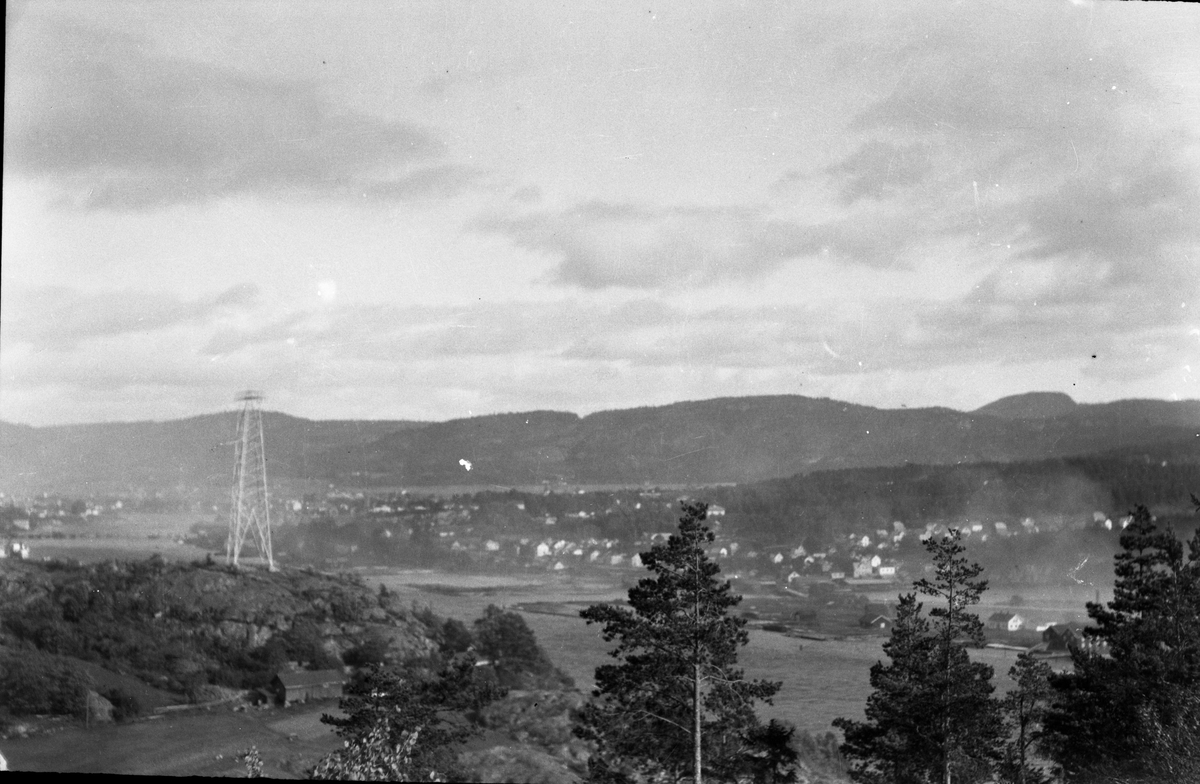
3 0 1198 426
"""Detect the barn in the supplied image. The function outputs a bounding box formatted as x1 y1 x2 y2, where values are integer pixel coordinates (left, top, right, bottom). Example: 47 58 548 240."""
272 669 346 706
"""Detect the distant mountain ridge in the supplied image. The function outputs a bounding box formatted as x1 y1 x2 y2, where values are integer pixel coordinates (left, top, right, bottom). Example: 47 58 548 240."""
0 393 1196 494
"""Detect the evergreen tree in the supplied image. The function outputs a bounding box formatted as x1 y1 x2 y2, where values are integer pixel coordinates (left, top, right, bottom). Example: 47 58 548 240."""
310 655 503 781
574 501 788 784
998 653 1053 784
1042 504 1200 781
835 529 1003 784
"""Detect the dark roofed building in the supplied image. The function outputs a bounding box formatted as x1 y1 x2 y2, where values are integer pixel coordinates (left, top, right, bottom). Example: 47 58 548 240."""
1042 623 1084 651
858 602 894 629
272 669 346 706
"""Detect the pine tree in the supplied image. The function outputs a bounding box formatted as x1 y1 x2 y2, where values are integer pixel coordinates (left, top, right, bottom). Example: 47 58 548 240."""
1042 504 1200 780
310 655 504 781
574 501 787 784
998 653 1052 784
835 529 1003 784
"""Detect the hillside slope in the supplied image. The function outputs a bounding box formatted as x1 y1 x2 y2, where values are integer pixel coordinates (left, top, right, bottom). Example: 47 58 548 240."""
1 394 1196 492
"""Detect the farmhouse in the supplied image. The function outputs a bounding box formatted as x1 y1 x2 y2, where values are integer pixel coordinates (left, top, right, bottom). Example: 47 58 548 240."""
866 615 893 631
987 612 1025 633
272 669 346 705
1042 623 1084 651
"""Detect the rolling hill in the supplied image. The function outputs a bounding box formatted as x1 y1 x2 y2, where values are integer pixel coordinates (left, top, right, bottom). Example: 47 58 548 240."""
0 394 1195 494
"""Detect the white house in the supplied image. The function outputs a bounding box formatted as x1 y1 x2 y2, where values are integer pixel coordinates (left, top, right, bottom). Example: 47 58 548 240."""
631 554 643 568
878 565 897 579
707 505 726 517
589 550 601 562
610 554 626 566
870 554 882 568
787 571 802 583
485 540 501 552
553 561 566 571
536 542 552 558
987 612 1025 632
772 553 784 564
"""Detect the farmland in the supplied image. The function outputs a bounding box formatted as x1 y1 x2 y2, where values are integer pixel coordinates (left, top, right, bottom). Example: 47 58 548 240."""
372 567 1053 738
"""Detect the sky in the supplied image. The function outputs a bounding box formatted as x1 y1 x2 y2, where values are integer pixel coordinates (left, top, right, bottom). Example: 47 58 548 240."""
3 0 1198 426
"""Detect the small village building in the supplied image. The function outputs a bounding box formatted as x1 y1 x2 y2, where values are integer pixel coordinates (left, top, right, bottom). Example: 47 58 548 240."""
536 542 552 558
553 561 566 571
610 554 625 566
1042 623 1084 651
791 545 807 558
987 612 1025 633
867 615 893 631
772 553 784 564
485 540 500 551
877 565 897 579
707 505 726 517
853 560 873 579
869 554 882 568
859 603 893 628
272 669 346 706
630 554 643 568
589 550 601 562
830 571 846 581
786 571 802 583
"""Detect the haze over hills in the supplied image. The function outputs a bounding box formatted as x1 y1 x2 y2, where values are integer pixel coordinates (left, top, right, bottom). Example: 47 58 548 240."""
0 394 1195 495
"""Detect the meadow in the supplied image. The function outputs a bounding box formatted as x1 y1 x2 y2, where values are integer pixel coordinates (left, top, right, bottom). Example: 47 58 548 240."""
373 568 1051 738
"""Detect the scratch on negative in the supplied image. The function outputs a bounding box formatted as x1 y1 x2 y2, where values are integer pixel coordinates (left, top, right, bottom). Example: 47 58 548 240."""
665 446 715 462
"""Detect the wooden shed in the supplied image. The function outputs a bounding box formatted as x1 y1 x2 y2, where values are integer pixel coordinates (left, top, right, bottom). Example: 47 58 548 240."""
272 669 346 706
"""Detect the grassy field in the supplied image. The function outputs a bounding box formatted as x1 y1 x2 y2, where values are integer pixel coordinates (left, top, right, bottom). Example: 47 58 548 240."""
370 568 1052 738
3 702 343 777
15 511 217 563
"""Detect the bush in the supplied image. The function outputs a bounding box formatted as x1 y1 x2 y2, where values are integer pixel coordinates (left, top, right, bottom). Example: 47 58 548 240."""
104 687 142 722
343 630 392 668
0 652 93 718
473 605 570 690
440 618 473 656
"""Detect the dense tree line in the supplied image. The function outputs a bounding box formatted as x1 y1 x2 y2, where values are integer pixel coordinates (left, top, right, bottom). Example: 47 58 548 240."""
708 455 1197 545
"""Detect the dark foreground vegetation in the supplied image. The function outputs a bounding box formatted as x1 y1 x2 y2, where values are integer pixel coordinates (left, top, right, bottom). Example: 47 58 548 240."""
4 491 1197 782
834 496 1200 784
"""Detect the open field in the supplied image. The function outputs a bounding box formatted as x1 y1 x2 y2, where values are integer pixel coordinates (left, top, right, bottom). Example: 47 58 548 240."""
371 567 1064 738
12 511 218 563
2 702 344 777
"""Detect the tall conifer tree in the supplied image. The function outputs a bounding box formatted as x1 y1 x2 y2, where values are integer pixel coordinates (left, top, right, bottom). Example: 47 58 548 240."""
1042 503 1200 781
836 529 1003 784
574 501 787 784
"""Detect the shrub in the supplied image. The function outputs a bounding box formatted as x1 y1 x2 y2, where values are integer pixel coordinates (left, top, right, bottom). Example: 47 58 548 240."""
104 687 142 722
0 652 93 718
440 618 474 656
343 630 392 668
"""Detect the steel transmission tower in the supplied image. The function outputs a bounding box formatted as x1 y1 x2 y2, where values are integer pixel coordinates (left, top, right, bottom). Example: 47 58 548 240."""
226 391 275 570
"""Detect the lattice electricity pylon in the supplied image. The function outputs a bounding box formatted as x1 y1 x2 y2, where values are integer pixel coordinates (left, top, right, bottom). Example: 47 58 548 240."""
226 391 275 570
